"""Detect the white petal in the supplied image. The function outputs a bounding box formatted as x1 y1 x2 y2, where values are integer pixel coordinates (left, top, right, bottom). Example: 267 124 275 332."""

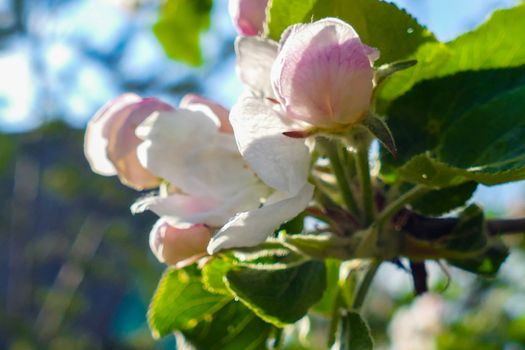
235 36 278 97
230 96 310 194
84 93 142 176
136 110 263 198
207 183 314 253
132 182 268 227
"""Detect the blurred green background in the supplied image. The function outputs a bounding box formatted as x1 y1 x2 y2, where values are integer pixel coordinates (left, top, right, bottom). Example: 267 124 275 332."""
2 0 525 349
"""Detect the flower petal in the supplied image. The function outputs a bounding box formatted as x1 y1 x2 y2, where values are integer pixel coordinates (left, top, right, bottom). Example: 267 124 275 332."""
84 93 142 176
272 18 377 127
132 183 268 227
207 183 314 253
180 94 233 133
228 0 269 36
235 36 278 97
136 110 264 199
149 218 211 266
230 96 310 194
84 93 173 190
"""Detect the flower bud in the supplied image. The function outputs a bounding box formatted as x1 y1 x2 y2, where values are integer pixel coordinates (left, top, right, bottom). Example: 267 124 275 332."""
228 0 269 36
149 219 211 267
84 93 173 190
180 94 233 133
271 18 379 128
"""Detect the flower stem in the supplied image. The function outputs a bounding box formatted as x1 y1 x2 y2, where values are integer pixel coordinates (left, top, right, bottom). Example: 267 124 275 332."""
352 260 381 310
356 143 374 226
338 260 381 349
317 138 360 216
377 185 429 226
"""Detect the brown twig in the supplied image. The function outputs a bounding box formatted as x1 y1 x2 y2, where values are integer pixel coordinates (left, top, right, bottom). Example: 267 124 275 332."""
399 210 525 240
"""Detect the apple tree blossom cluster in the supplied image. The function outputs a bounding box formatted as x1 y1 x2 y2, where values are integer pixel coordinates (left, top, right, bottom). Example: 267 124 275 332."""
84 0 379 267
82 0 525 347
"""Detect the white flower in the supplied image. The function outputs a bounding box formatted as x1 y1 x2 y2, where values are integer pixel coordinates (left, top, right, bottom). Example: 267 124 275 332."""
389 293 444 350
84 93 173 190
133 94 313 254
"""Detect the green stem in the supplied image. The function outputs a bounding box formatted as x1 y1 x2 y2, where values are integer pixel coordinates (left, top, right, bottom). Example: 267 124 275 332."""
352 260 381 310
317 138 360 216
328 290 343 348
356 144 374 226
339 312 350 350
377 185 429 226
338 261 381 349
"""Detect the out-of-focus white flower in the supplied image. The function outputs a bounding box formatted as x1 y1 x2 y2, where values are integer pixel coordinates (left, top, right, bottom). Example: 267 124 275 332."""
229 0 269 36
388 293 444 350
133 94 313 254
84 93 173 190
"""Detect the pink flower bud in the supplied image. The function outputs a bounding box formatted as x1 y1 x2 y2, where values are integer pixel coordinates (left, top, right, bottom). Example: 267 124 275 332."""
271 18 379 128
149 219 211 267
84 93 173 190
228 0 269 36
179 94 233 133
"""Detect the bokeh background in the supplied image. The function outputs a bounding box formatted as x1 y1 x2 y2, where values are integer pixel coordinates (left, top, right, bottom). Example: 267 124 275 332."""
1 0 525 349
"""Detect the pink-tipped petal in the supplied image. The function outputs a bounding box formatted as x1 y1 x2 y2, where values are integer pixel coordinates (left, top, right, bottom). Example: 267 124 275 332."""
228 0 269 36
272 18 378 127
84 94 173 190
180 94 233 133
149 219 211 266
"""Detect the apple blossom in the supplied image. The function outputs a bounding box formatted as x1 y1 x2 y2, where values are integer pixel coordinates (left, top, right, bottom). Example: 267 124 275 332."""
84 93 173 190
272 18 379 128
234 19 379 129
132 94 313 254
228 0 269 36
149 218 211 267
389 293 444 350
230 19 378 192
179 93 233 133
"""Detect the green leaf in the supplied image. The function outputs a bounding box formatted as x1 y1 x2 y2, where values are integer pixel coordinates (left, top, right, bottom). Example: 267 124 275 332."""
343 311 374 350
148 266 231 338
202 258 233 296
383 66 525 169
399 153 525 189
410 181 478 216
183 301 272 350
447 243 509 277
267 0 317 40
360 114 397 157
381 66 525 188
283 233 353 260
233 240 306 268
153 0 212 66
278 212 306 234
312 259 341 316
442 205 509 276
374 59 418 85
225 261 327 327
441 205 487 252
379 3 525 104
267 0 435 64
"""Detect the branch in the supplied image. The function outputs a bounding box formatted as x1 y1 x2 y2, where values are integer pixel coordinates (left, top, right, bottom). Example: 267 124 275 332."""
409 261 428 296
399 210 525 240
